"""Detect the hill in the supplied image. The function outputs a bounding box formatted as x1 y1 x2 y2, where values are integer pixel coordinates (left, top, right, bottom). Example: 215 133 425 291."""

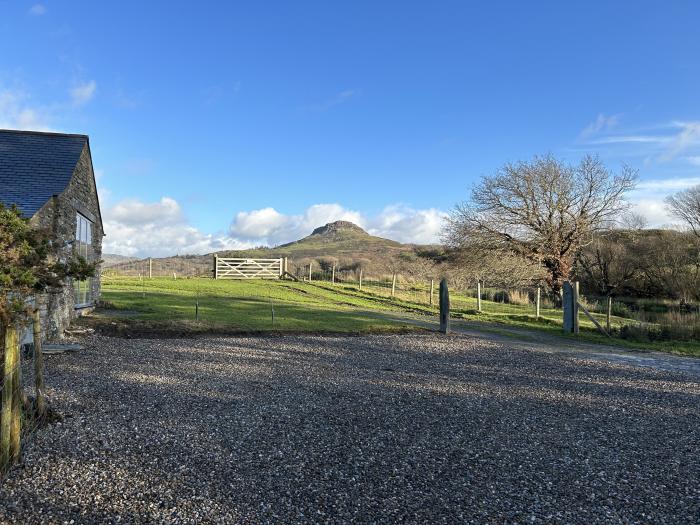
102 253 139 267
216 221 435 275
105 221 438 278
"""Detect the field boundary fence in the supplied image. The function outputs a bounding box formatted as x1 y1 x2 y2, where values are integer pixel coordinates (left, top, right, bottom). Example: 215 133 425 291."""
102 256 699 343
0 304 51 477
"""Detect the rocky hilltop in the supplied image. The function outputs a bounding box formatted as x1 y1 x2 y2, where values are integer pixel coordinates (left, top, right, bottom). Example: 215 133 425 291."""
310 221 368 237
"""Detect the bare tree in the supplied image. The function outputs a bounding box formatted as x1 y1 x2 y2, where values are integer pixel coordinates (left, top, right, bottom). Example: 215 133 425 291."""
576 230 642 297
666 184 700 238
444 155 636 295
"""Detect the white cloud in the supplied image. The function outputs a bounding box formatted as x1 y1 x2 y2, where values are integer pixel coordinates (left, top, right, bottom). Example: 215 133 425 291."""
0 87 52 130
231 203 444 246
230 203 363 246
104 198 447 257
230 208 288 239
579 113 620 139
583 120 700 162
29 4 46 15
630 198 674 227
590 135 671 145
367 205 446 244
103 197 249 257
662 121 700 161
627 175 700 227
70 80 97 106
637 177 700 191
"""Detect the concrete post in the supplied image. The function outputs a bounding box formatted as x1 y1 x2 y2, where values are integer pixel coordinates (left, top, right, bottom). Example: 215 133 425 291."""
439 278 450 334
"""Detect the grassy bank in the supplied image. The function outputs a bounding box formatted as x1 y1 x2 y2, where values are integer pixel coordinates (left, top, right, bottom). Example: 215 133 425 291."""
97 276 700 356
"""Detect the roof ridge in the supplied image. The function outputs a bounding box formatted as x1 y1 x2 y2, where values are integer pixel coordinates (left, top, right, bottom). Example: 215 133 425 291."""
0 128 89 140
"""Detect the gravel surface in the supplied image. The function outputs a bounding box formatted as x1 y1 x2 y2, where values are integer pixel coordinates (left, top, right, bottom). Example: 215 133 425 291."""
1 333 698 524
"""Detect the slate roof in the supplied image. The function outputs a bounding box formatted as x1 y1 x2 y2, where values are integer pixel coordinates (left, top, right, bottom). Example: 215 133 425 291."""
0 129 88 217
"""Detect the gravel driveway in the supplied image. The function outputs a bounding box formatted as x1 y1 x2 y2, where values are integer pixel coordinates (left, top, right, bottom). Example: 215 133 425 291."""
1 334 698 524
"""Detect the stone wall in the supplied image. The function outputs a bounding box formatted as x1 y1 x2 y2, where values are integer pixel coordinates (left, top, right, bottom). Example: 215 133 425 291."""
29 144 104 341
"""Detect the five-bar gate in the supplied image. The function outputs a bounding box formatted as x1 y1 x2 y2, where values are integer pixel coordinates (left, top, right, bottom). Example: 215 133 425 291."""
214 257 284 279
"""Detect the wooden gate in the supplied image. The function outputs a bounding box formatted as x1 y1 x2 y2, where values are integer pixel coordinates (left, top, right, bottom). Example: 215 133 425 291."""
215 257 283 279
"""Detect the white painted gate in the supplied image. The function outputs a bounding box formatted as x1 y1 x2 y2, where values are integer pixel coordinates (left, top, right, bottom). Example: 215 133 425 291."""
215 257 283 279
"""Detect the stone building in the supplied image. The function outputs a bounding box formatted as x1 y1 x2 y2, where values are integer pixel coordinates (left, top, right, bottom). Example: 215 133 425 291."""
0 129 104 340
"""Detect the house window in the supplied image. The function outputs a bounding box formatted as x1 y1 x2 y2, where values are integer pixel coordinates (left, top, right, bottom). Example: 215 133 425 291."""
74 213 94 306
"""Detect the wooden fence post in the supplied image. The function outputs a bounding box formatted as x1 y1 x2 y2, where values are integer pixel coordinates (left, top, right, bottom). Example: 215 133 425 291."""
1 324 18 471
391 273 397 298
10 331 20 465
429 278 434 306
279 258 284 278
439 278 450 334
359 269 363 290
606 296 612 332
331 265 335 284
214 255 218 280
32 309 46 420
284 257 288 274
573 281 580 334
308 262 313 282
477 281 482 312
536 287 541 319
148 257 153 279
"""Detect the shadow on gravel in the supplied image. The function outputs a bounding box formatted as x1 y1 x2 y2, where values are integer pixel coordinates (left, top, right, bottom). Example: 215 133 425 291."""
2 334 698 523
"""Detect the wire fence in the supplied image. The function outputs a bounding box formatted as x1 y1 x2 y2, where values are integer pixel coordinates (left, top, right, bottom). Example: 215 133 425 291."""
102 257 700 342
1 314 51 477
102 257 211 279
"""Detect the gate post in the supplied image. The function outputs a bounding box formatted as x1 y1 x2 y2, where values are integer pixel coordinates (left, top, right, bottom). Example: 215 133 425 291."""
439 278 450 334
214 255 218 280
562 281 578 333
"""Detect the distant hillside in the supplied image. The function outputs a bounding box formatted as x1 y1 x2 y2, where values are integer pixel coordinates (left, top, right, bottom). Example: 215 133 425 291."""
102 253 139 267
108 221 439 278
215 221 436 274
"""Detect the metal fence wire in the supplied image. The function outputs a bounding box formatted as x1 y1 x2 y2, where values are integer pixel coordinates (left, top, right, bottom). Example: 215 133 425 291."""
1 317 50 477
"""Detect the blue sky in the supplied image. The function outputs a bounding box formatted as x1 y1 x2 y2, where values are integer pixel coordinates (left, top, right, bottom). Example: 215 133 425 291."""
1 1 699 256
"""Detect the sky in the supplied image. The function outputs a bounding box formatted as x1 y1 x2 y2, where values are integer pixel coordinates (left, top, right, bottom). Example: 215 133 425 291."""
1 1 699 256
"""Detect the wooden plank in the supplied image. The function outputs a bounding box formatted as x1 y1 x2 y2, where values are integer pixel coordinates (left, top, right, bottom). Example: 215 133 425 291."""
578 302 611 337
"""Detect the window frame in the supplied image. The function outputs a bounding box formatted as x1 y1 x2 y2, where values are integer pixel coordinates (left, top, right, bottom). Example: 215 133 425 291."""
74 213 95 308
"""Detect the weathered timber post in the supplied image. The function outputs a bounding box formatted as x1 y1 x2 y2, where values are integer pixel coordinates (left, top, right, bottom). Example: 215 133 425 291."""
214 255 218 280
331 265 335 284
1 325 18 471
429 278 434 306
536 287 541 319
32 308 46 420
439 278 450 334
391 273 397 298
148 257 153 279
573 281 580 334
477 281 482 312
308 262 313 282
284 257 288 274
10 337 20 465
606 296 612 333
359 269 363 290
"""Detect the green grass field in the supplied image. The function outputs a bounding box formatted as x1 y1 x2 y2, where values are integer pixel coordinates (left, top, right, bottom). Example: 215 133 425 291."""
97 276 700 356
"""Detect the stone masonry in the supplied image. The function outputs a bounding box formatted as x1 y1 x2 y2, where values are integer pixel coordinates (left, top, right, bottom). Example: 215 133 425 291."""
29 144 104 340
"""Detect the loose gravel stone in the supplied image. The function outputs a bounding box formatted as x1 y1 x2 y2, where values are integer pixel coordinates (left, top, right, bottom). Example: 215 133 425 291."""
0 334 698 524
